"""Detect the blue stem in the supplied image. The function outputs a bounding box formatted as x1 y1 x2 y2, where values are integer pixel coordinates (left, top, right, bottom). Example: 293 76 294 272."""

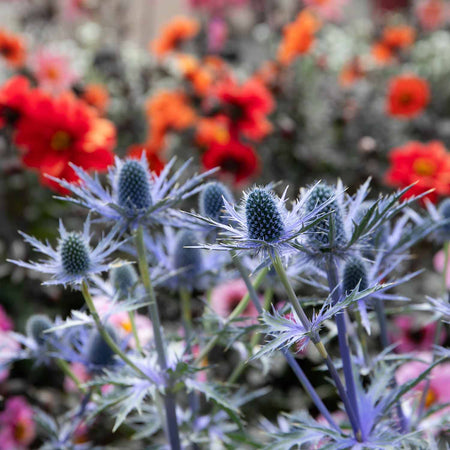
326 257 362 437
231 251 340 432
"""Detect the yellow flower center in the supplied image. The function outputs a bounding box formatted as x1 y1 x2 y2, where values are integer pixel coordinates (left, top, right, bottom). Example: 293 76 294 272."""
13 421 27 442
51 131 72 151
425 388 437 408
46 65 60 81
413 158 436 176
120 319 133 333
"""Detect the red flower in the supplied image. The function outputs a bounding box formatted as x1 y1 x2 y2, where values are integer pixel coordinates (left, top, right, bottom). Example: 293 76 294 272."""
385 141 450 204
0 76 31 128
202 138 259 185
127 143 165 175
211 77 274 141
15 90 116 192
0 29 26 68
386 74 430 119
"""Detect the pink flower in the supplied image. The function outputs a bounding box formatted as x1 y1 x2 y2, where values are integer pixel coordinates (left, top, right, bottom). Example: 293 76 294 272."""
93 296 153 348
210 279 259 324
0 396 36 449
207 17 228 53
303 0 350 22
31 49 78 94
396 353 450 422
434 247 450 289
64 362 90 392
0 306 13 332
390 316 445 353
188 0 248 13
415 0 449 31
0 331 20 383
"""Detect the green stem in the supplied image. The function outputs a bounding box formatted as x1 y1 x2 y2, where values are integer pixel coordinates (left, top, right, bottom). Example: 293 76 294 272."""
128 311 144 356
194 266 269 366
56 358 86 393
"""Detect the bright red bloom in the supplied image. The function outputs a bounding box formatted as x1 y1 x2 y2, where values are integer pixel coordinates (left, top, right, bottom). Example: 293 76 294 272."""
202 138 259 185
0 76 31 128
0 29 26 68
385 141 450 203
211 77 274 141
15 90 116 192
386 74 430 119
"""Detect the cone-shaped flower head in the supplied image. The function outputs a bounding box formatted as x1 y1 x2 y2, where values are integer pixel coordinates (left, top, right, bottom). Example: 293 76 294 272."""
174 230 203 281
245 188 285 243
60 233 91 276
343 257 368 294
305 183 346 248
117 160 152 212
26 314 53 347
199 182 234 223
110 263 138 299
438 198 450 237
86 326 118 372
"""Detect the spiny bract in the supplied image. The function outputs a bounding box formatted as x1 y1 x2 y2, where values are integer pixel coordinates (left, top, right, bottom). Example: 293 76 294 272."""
26 314 53 346
117 160 152 212
343 257 368 294
199 181 233 223
305 184 346 248
245 188 284 243
60 233 91 276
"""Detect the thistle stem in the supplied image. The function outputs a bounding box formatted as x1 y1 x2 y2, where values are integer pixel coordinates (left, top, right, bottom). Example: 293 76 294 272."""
194 266 269 366
135 225 181 450
232 250 341 433
55 358 86 394
325 256 362 438
418 240 449 421
128 311 144 356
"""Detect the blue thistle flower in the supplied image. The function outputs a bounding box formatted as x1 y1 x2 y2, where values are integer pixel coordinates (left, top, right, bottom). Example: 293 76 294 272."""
86 326 118 373
199 182 234 223
437 198 450 239
9 216 124 286
47 155 218 232
343 257 368 295
173 230 203 281
305 183 346 249
26 314 53 347
110 262 138 299
117 160 152 212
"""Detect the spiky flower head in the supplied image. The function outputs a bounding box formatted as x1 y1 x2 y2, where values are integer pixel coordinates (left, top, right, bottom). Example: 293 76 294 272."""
86 326 118 372
199 182 234 223
26 314 53 347
343 257 368 294
438 198 450 237
246 188 285 243
305 183 346 249
117 159 152 213
174 230 203 281
9 217 124 286
110 262 138 299
60 233 90 276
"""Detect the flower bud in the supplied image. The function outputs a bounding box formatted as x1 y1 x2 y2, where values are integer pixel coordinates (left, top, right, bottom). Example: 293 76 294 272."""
245 188 284 242
86 326 118 371
26 314 53 346
110 263 138 299
117 160 152 212
199 182 233 223
60 233 90 276
343 257 368 294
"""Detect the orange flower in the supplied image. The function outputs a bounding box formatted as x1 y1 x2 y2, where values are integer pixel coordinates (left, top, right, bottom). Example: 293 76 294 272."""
151 16 200 57
0 29 26 68
385 141 450 204
146 89 196 136
195 117 230 147
176 54 212 95
339 58 365 87
371 42 394 64
81 83 109 115
277 10 321 66
382 25 416 50
387 74 430 119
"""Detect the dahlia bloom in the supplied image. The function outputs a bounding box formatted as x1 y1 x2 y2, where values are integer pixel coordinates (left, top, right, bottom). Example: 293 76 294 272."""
210 77 274 141
210 279 258 324
385 141 450 203
14 89 116 192
277 10 321 65
0 28 26 68
202 137 259 185
151 16 200 57
0 76 31 129
304 0 350 22
80 83 110 115
0 396 36 450
31 49 78 94
386 74 430 119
